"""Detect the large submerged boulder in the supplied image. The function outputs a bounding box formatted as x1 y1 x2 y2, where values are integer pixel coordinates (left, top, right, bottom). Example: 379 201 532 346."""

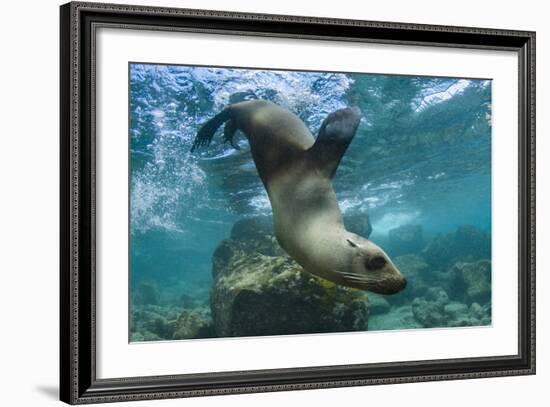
422 225 490 270
447 260 492 304
343 212 373 239
387 224 424 256
172 307 216 340
210 218 370 337
390 255 433 304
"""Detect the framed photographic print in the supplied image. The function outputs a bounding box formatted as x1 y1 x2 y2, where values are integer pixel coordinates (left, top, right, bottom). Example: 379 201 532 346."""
60 1 536 404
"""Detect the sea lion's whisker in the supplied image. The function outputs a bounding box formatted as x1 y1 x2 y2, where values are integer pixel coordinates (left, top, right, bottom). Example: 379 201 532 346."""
339 273 375 284
338 271 382 285
339 271 372 280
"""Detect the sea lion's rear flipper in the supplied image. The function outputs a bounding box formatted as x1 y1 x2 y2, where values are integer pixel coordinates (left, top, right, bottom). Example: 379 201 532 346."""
309 107 361 178
223 119 240 150
190 108 233 152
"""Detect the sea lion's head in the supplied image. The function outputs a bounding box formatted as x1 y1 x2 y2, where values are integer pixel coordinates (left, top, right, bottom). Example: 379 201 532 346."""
339 233 406 295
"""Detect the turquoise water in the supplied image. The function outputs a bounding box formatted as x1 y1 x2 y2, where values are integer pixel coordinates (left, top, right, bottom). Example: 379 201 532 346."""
129 63 492 341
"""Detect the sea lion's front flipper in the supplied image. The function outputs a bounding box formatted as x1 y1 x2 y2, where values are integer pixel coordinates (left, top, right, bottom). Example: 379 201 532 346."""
308 107 361 178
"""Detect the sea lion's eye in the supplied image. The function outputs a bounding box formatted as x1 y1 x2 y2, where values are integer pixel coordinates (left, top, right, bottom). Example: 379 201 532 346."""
366 256 386 270
346 238 359 248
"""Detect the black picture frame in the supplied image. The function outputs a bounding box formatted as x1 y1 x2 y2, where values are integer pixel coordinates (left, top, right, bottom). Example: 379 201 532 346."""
60 1 536 404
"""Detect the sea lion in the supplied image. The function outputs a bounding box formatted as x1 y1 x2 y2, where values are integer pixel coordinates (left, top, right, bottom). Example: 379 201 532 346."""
191 100 406 294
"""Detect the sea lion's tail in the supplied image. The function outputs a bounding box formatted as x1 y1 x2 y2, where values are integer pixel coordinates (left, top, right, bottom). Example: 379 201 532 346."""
190 108 233 152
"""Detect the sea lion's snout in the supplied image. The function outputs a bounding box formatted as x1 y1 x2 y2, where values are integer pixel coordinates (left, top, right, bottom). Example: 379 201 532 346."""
362 261 406 295
343 236 407 295
374 273 407 295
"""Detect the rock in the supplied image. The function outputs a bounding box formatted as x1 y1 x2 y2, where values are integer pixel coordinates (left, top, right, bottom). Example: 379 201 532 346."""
481 315 491 325
410 292 481 328
387 224 424 256
425 287 450 307
462 261 492 303
469 317 481 326
132 307 160 325
177 292 208 309
130 332 145 342
343 212 373 239
143 314 176 339
210 228 370 337
454 226 491 261
411 297 444 328
130 305 215 342
390 255 431 303
173 307 215 340
422 225 491 270
449 260 491 304
212 237 287 278
142 331 162 341
368 294 391 315
165 308 181 321
404 259 491 329
130 303 214 341
469 302 484 320
410 296 490 328
130 305 178 340
422 233 452 270
447 316 474 328
369 305 422 331
444 302 469 320
403 259 491 329
469 302 491 326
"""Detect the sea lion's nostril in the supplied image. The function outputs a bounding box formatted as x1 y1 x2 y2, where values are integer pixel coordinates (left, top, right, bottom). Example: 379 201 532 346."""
367 256 387 270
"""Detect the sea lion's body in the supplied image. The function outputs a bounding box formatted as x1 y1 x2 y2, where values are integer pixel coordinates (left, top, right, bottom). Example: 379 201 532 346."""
192 100 406 294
